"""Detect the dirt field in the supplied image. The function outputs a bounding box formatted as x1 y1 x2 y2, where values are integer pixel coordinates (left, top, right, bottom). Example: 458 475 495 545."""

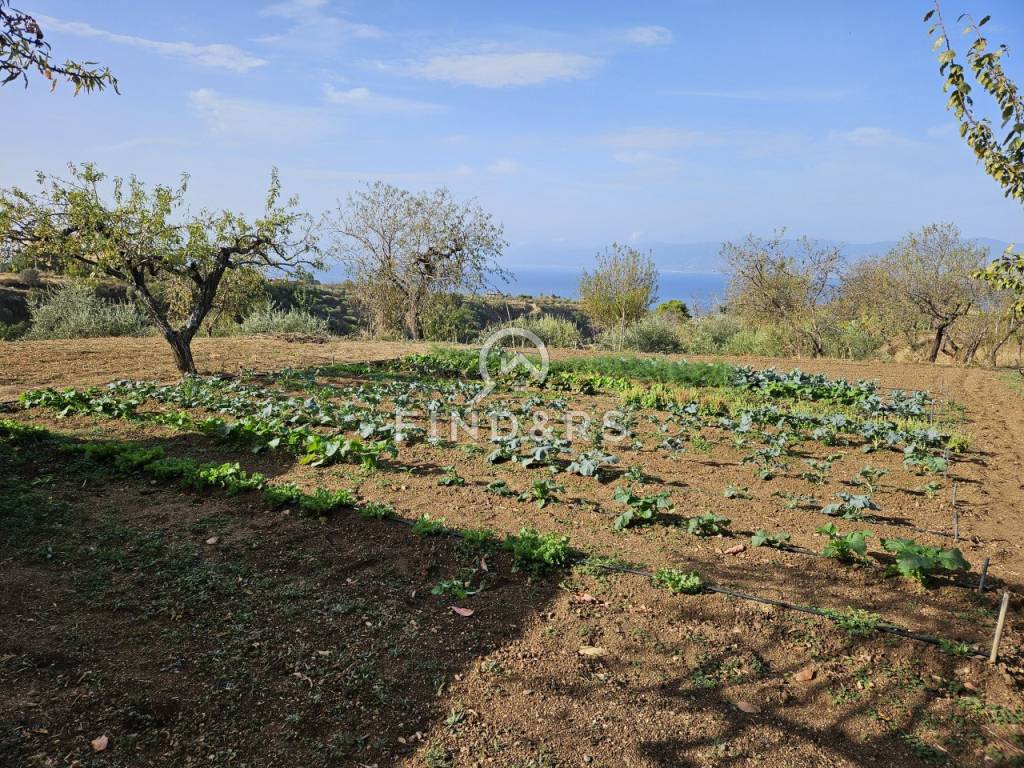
2 336 1024 767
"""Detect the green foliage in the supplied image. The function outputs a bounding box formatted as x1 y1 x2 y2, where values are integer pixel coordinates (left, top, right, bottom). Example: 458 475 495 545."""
818 522 872 563
458 527 496 554
723 484 752 500
750 529 791 548
821 492 879 520
654 299 691 321
0 320 29 340
432 574 479 600
856 465 888 493
565 449 618 477
25 282 151 340
421 293 480 343
264 482 303 508
598 314 683 353
485 480 516 497
438 465 466 487
611 486 673 531
297 487 356 516
503 527 570 575
882 538 970 584
652 568 703 595
187 462 266 495
411 514 448 536
685 512 731 537
823 607 882 637
518 478 565 508
926 8 1024 313
579 242 658 335
235 303 330 336
358 501 395 520
482 313 582 348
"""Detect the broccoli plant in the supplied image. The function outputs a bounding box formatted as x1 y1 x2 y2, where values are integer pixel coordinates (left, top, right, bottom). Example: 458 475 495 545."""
821 492 879 521
881 538 970 585
772 490 817 510
800 453 843 485
565 450 618 478
903 445 949 475
750 529 791 549
611 487 673 531
723 484 752 500
652 569 704 595
518 478 565 508
685 512 731 537
855 465 888 494
624 464 646 483
919 480 943 499
485 480 516 498
438 466 466 487
817 523 872 563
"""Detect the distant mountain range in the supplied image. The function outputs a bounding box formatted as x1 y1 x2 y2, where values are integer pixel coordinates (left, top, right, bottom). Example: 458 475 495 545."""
500 237 1016 273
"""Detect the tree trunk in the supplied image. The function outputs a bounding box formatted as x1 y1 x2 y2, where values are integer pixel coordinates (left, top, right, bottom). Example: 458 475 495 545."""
166 331 197 376
927 324 948 363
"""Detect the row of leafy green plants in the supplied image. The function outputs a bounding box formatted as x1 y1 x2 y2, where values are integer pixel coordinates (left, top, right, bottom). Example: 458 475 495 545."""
0 417 983 656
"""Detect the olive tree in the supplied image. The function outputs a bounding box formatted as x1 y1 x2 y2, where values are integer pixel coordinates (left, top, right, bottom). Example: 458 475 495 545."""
926 4 1024 314
1 0 117 92
881 224 987 363
721 232 841 357
578 243 658 347
327 181 506 339
0 163 318 374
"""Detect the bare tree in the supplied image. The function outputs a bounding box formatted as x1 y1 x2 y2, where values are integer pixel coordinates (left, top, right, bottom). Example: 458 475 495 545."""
722 232 842 357
327 181 506 340
1 0 117 92
881 223 987 363
0 164 318 374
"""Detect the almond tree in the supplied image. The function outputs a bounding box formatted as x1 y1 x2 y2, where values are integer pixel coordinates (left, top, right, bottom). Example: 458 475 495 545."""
1 0 117 92
0 163 319 374
328 181 506 339
926 4 1024 315
579 243 658 349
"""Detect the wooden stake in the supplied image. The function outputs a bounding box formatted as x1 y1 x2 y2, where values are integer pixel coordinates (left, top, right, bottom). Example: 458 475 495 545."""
990 591 1011 664
977 557 990 594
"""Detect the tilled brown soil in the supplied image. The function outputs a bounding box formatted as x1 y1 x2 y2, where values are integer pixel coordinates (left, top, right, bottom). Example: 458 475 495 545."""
3 337 1024 767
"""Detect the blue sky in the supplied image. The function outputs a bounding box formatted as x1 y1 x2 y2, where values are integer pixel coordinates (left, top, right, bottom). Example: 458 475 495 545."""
3 0 1024 269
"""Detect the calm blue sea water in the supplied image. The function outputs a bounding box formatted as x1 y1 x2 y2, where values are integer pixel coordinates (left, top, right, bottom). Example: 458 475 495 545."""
495 267 727 310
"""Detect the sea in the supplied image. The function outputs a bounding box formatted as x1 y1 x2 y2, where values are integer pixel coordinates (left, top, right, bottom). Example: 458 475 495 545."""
494 267 727 311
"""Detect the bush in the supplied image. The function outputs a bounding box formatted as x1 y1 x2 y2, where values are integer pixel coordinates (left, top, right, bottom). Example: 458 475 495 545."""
598 314 682 353
823 320 885 361
722 325 788 356
481 314 582 349
235 303 330 336
0 321 29 340
675 314 744 354
421 293 480 342
26 283 151 340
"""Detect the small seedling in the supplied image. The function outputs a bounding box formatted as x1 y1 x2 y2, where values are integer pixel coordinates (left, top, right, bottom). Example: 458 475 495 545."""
412 514 448 536
438 466 466 487
750 529 791 549
503 528 570 575
823 607 881 637
485 480 516 497
519 478 565 508
358 501 394 520
652 569 703 595
686 512 731 537
855 465 888 493
919 480 943 499
817 522 872 563
724 484 752 500
611 487 673 531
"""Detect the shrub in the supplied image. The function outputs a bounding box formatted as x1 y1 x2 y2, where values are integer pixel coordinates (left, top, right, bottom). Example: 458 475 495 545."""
235 303 330 336
722 325 789 356
0 321 29 340
421 293 480 343
676 314 745 354
481 314 582 349
598 314 682 353
823 320 885 361
26 283 151 340
654 299 691 321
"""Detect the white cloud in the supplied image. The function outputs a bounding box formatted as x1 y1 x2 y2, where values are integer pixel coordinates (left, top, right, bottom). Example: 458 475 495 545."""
624 26 672 46
486 159 521 175
258 0 384 45
604 127 718 151
322 84 441 113
401 52 601 87
37 16 267 73
830 126 908 148
669 87 848 103
189 89 326 142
